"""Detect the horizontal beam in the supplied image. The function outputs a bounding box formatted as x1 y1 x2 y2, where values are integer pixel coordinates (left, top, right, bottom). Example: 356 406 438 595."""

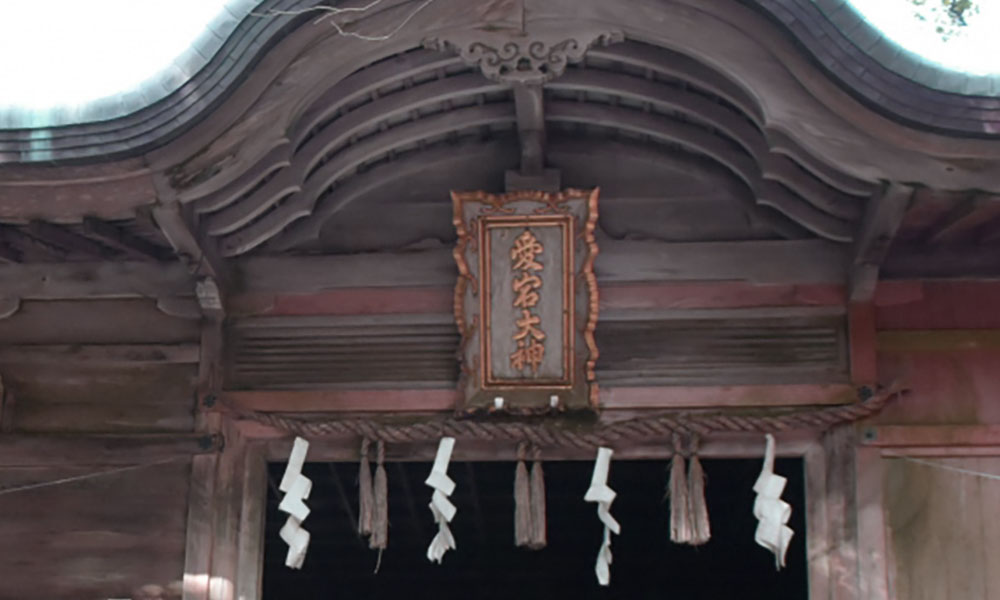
0 239 846 302
238 239 847 292
883 243 1000 279
0 433 222 466
877 330 1000 353
222 383 857 414
233 281 846 317
860 425 1000 449
0 343 200 366
261 431 821 461
0 261 192 300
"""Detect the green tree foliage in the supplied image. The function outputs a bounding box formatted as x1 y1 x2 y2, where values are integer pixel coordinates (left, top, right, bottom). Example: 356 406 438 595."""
910 0 980 40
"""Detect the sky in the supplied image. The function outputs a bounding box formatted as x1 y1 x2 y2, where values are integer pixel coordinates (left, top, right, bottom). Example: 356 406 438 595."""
0 0 229 111
0 0 996 116
847 0 1000 75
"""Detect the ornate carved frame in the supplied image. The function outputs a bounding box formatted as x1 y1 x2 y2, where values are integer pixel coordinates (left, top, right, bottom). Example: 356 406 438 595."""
452 188 600 413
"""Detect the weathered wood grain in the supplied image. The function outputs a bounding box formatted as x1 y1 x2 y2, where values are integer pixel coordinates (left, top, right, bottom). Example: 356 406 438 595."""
0 433 219 467
0 460 189 600
885 457 1000 600
0 261 191 300
0 299 199 345
0 343 200 366
3 363 197 433
824 426 860 600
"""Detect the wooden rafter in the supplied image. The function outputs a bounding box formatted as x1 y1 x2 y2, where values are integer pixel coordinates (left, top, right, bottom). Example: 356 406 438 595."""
152 179 230 318
27 220 113 259
82 216 170 261
923 194 1000 245
0 240 21 263
849 183 913 302
0 225 68 261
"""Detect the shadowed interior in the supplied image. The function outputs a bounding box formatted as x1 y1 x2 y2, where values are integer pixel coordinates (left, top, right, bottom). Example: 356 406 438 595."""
264 458 807 600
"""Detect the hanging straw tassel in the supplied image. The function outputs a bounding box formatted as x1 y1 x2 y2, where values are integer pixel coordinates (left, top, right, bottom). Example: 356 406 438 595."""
514 442 532 547
370 440 389 550
687 434 711 545
358 438 374 537
528 446 547 549
669 432 692 544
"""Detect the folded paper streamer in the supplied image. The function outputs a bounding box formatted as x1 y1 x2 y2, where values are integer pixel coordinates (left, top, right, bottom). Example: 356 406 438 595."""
425 437 457 563
753 434 794 569
278 436 312 569
584 447 620 586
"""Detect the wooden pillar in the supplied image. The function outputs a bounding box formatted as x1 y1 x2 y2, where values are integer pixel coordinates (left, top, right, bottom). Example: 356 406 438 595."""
855 446 890 600
824 426 860 600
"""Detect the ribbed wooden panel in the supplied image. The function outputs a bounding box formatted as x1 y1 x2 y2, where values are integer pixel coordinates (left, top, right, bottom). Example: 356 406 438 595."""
227 315 459 390
227 314 847 389
595 317 847 385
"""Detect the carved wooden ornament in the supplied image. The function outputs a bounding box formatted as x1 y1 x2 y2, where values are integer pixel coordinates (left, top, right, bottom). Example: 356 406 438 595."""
452 188 599 413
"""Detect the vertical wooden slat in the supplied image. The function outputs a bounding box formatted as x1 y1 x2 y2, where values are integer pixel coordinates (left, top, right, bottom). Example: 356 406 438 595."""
855 447 889 600
182 454 218 600
825 426 860 600
235 444 267 600
209 423 244 600
805 442 831 600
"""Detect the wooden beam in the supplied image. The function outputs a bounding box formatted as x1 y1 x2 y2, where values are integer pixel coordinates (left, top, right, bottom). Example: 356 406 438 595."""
263 431 822 462
860 425 1000 448
877 329 1000 352
232 282 846 317
82 216 170 261
221 383 857 414
823 426 861 600
855 447 890 600
0 433 222 467
850 183 912 302
882 243 1000 279
0 261 193 300
512 82 545 176
237 239 848 293
151 179 231 314
0 343 200 366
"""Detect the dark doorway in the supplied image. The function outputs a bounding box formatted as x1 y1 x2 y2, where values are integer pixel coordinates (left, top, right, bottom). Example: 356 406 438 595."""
264 458 807 599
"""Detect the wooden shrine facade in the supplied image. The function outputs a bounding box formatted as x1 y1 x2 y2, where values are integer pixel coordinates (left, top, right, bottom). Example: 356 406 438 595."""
2 1 1000 598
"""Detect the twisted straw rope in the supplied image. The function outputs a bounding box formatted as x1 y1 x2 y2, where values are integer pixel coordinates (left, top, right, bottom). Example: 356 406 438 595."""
228 387 899 449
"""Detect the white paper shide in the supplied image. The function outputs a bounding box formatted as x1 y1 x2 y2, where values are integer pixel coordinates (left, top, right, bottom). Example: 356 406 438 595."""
425 437 458 563
278 436 312 569
753 434 794 569
584 446 620 586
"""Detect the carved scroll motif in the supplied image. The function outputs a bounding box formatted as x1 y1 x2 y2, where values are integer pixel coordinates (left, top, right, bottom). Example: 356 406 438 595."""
425 28 623 84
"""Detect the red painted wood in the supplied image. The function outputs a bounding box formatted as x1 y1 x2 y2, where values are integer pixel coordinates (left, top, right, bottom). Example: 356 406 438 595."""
875 281 1000 330
861 425 1000 447
849 302 878 385
222 383 857 414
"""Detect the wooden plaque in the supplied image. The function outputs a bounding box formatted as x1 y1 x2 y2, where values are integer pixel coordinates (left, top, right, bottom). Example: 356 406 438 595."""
452 188 599 413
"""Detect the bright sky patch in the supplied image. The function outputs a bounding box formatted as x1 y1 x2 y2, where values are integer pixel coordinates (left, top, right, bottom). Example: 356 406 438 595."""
847 0 1000 76
0 0 229 112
